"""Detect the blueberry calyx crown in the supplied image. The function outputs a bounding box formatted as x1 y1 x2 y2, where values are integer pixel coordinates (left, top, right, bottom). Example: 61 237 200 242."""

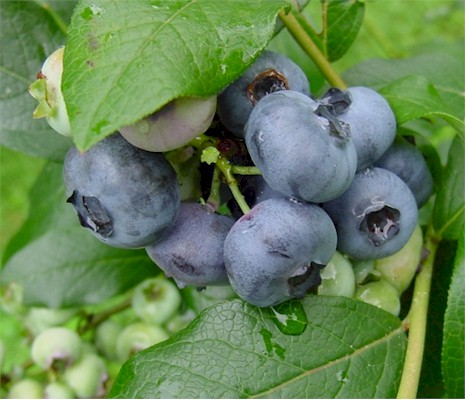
67 191 113 238
359 205 400 246
319 87 352 115
247 69 289 106
288 262 325 298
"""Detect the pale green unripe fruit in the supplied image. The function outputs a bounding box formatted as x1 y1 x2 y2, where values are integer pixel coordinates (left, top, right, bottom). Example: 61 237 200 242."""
31 327 82 370
94 319 123 360
352 259 376 285
318 252 356 297
116 322 169 361
24 307 76 336
8 378 44 399
119 95 217 152
29 46 71 136
374 224 423 294
132 277 182 325
355 280 401 316
64 353 108 398
44 381 75 399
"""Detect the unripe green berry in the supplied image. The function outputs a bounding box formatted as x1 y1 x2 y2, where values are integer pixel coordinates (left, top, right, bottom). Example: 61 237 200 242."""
119 95 217 152
132 277 182 325
8 378 44 399
374 224 423 294
28 46 71 136
116 322 169 361
94 319 123 361
31 327 82 370
318 252 356 297
354 280 401 316
352 259 377 285
44 381 75 399
24 307 76 336
64 353 108 398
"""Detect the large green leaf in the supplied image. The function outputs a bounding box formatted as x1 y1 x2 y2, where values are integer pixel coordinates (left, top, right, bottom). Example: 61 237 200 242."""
1 226 157 308
379 75 464 137
110 297 407 398
0 1 74 160
63 0 289 151
1 162 73 265
442 232 465 398
1 161 157 307
320 0 365 62
433 135 465 239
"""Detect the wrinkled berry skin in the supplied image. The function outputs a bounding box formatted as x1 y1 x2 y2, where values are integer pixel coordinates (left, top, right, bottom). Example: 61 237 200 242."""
374 136 433 207
224 198 337 308
245 90 357 203
323 167 418 260
336 87 396 170
146 202 235 288
63 133 180 248
217 50 310 137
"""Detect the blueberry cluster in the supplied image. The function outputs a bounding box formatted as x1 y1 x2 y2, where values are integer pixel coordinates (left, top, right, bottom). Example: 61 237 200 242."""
61 50 433 309
2 276 192 398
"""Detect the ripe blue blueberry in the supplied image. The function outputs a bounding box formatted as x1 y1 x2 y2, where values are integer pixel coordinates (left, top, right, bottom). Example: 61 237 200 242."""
245 90 357 203
63 133 180 248
224 197 337 307
327 86 397 170
323 167 418 260
374 136 433 207
217 50 311 137
146 202 235 288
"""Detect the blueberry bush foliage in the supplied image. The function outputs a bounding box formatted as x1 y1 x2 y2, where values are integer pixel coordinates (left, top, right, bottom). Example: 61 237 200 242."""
0 0 464 398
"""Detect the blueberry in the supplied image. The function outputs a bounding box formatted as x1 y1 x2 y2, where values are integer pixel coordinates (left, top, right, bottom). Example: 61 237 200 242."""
146 202 235 288
31 327 82 370
131 277 182 325
330 86 397 170
217 50 310 137
374 136 433 207
223 197 337 308
63 133 180 248
245 90 357 203
119 95 217 152
63 353 108 398
354 279 401 316
323 167 418 260
318 252 356 298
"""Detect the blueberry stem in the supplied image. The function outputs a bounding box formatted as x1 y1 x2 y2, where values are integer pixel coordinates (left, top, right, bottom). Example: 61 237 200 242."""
278 9 347 89
397 225 437 399
206 166 222 211
230 165 261 175
216 156 251 215
77 297 132 335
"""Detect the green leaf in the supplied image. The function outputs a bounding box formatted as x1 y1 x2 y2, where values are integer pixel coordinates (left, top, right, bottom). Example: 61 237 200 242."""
320 0 365 62
343 49 465 122
0 1 74 160
63 0 289 151
2 162 74 265
1 161 157 308
2 226 157 308
433 135 465 239
379 75 464 137
442 232 465 398
110 297 407 398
